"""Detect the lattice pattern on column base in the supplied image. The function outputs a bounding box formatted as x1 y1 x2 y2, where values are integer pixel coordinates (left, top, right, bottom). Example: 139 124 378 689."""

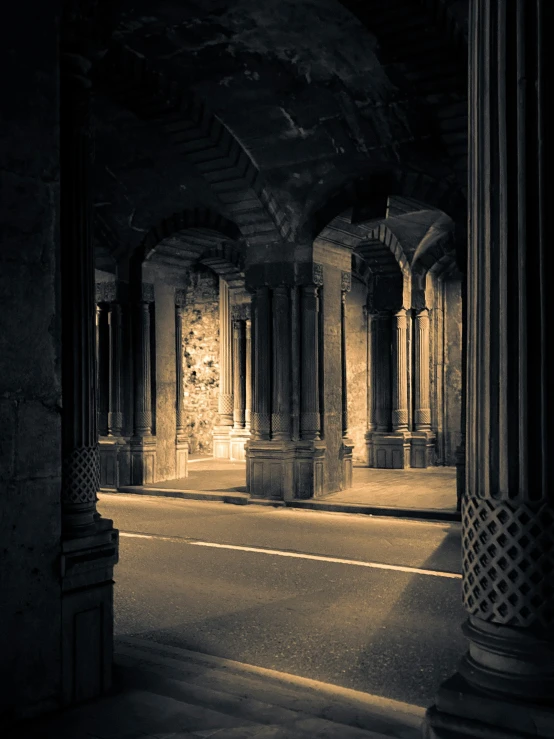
251 412 270 435
392 409 409 428
62 446 99 504
462 496 554 629
219 394 234 415
272 413 290 435
134 411 152 432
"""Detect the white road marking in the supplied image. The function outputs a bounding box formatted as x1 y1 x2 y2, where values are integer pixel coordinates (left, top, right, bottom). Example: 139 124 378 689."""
120 531 461 579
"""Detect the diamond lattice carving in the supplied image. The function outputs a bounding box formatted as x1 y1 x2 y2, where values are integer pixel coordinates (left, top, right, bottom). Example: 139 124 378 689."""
462 496 554 628
62 446 99 504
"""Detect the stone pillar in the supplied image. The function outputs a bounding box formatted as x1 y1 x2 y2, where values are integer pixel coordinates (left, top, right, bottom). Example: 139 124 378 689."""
233 320 246 429
59 42 118 707
300 285 321 441
245 319 252 430
455 277 467 512
251 286 271 441
424 2 554 736
107 302 123 437
175 299 188 478
340 271 353 489
392 309 409 432
271 286 291 441
411 308 435 468
213 278 233 458
130 284 156 483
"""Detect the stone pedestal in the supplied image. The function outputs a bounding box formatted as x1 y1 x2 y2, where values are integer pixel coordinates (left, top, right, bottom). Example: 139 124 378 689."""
130 436 156 484
247 440 296 500
371 432 411 469
410 432 436 468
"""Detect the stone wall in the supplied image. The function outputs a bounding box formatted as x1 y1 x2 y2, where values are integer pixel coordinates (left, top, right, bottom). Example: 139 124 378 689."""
346 280 368 463
181 267 220 454
0 0 62 720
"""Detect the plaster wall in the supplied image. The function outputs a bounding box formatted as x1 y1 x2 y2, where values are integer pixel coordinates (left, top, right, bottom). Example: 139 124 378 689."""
0 0 62 720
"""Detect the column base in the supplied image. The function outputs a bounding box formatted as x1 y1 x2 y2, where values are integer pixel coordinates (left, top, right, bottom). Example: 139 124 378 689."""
61 518 119 707
340 438 354 490
295 440 326 499
99 436 131 488
424 673 554 739
176 435 189 479
369 431 411 469
213 425 233 459
246 440 296 500
230 428 251 462
410 430 436 468
130 435 156 484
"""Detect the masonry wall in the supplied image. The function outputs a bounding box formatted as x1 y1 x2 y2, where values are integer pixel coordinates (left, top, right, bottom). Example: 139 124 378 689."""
346 280 368 463
182 267 220 454
0 0 62 721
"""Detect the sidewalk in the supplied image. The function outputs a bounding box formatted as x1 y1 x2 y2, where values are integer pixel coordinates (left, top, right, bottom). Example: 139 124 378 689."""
114 461 460 522
18 637 425 739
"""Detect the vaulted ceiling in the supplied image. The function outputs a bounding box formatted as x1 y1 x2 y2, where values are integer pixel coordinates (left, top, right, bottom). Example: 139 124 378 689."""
92 0 469 276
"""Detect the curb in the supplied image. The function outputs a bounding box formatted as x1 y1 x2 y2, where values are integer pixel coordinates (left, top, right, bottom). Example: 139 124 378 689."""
102 487 460 522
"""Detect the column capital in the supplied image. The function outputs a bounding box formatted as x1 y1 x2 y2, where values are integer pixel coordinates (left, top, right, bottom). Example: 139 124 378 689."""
341 271 352 293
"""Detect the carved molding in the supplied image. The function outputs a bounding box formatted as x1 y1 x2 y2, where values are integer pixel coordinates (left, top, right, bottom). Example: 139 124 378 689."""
313 263 324 287
175 288 187 307
231 303 251 321
341 271 352 293
141 283 154 303
95 282 117 303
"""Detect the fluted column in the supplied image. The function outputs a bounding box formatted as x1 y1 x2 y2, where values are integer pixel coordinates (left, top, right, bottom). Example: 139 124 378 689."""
300 285 321 440
245 319 252 430
414 308 431 430
341 272 351 439
233 320 246 429
107 302 123 436
272 286 291 440
218 279 234 427
392 309 409 432
134 294 153 437
175 304 185 437
251 287 271 440
60 50 99 536
425 3 554 736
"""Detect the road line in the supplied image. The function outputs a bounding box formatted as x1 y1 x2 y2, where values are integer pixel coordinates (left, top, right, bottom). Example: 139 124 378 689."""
119 532 461 579
190 541 461 578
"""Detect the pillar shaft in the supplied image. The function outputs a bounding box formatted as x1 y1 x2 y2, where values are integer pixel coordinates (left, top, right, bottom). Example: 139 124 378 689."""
392 309 409 431
251 287 271 440
426 4 554 735
340 273 351 439
60 50 99 536
175 305 185 436
233 320 246 429
372 312 391 432
245 319 252 429
218 279 233 426
300 285 321 440
107 302 123 436
272 286 291 440
134 299 152 436
414 308 432 430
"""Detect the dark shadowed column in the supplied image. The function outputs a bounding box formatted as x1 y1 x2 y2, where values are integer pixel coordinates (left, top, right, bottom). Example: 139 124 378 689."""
425 2 554 736
300 285 321 440
134 291 153 437
107 302 123 436
245 318 252 430
233 319 246 429
251 286 271 440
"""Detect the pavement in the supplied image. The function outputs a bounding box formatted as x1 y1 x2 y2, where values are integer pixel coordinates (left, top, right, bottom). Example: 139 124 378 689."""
115 460 460 522
19 637 425 738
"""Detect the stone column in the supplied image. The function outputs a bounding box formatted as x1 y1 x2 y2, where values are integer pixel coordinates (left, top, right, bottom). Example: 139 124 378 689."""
300 285 321 440
392 309 409 432
271 286 291 440
107 302 123 436
414 308 431 430
134 293 153 437
340 272 353 488
251 287 271 440
425 2 554 736
130 283 156 484
59 41 118 706
233 320 246 429
175 299 188 478
218 278 233 426
245 319 252 430
373 312 391 433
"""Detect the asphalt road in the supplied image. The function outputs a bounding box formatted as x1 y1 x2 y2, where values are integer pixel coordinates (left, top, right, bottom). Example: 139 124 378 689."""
99 493 467 708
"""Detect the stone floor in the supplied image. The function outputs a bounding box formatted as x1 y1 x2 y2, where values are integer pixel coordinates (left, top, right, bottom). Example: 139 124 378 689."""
17 637 424 739
134 460 457 512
